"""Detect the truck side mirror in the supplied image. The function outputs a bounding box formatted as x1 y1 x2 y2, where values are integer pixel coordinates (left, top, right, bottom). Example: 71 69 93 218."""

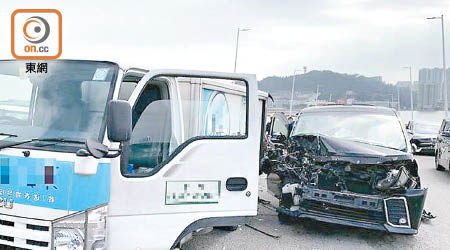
107 100 132 142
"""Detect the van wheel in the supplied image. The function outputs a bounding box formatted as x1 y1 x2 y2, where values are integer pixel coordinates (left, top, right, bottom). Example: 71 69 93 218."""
214 225 238 231
278 212 292 224
435 152 446 171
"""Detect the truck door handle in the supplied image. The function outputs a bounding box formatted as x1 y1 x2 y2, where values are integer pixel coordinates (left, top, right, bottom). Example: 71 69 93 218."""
226 177 248 191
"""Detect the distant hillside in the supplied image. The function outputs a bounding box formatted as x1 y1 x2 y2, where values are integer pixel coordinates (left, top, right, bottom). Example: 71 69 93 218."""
258 70 395 102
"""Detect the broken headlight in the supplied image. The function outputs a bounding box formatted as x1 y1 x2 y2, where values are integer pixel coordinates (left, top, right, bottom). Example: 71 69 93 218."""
376 167 416 191
53 205 107 250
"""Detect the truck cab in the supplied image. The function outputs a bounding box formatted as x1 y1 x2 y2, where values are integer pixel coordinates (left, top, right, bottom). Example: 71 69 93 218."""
0 60 266 249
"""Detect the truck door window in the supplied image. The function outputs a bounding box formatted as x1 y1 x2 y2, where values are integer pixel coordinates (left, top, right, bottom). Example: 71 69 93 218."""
118 82 137 101
122 82 168 175
122 78 248 177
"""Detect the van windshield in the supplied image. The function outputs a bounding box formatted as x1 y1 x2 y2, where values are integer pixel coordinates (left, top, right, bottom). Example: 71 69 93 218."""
0 60 118 150
292 111 407 151
414 123 440 135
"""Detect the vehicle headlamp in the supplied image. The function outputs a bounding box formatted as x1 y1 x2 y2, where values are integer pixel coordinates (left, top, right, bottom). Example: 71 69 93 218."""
53 205 108 250
376 167 416 191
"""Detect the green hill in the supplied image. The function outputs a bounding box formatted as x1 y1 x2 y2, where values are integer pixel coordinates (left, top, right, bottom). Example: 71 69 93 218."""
258 70 396 102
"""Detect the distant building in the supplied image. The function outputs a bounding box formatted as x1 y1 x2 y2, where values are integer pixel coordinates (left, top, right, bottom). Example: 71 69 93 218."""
396 81 411 88
417 68 450 110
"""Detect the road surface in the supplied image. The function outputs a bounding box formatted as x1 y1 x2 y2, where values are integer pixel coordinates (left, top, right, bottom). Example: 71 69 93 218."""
183 155 449 250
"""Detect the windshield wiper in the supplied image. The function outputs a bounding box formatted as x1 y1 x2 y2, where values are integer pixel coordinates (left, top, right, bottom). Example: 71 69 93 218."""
0 133 18 138
0 137 85 150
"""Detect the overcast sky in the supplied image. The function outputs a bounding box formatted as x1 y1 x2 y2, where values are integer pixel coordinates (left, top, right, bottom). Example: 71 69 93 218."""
1 0 449 83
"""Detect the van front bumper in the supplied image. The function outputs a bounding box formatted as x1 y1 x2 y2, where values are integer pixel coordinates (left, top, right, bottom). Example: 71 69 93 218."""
278 188 427 235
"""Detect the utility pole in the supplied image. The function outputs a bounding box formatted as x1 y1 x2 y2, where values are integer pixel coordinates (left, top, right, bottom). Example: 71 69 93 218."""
397 86 400 111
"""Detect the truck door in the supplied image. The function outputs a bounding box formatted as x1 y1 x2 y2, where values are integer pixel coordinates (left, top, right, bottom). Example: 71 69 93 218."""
108 70 260 250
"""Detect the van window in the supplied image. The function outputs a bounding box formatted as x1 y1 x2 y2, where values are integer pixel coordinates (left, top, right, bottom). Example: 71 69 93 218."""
444 121 450 133
122 79 247 177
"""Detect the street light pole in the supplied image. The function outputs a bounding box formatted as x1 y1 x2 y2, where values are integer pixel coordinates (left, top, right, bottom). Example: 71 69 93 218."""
316 85 320 102
404 66 414 121
289 69 301 116
233 28 250 73
428 15 448 117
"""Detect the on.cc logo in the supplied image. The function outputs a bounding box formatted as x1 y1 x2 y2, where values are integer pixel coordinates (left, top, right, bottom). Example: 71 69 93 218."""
11 9 62 59
23 16 50 44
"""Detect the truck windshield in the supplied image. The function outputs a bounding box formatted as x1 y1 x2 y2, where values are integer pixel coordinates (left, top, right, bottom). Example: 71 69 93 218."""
292 111 407 151
0 60 118 150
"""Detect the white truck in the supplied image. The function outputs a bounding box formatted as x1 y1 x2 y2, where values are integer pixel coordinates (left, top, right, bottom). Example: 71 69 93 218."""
0 60 268 249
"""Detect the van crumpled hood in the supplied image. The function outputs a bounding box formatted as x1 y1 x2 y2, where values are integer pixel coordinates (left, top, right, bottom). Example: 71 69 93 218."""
0 154 110 220
288 134 412 164
272 135 419 196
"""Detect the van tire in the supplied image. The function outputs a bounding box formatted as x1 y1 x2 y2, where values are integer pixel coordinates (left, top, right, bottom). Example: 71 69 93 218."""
277 212 292 224
435 152 446 171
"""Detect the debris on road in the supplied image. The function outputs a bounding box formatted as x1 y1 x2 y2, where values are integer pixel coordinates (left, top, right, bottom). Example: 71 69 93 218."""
245 224 281 239
421 210 436 221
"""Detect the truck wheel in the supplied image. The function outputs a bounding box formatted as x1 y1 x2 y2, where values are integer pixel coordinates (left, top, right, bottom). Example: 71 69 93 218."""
214 225 238 231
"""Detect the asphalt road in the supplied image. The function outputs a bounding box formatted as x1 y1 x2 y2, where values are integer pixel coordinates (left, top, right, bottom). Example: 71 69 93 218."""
183 155 450 250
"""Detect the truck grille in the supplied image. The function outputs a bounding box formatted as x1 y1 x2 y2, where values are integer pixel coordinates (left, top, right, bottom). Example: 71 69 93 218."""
384 197 410 227
301 199 386 224
0 214 51 250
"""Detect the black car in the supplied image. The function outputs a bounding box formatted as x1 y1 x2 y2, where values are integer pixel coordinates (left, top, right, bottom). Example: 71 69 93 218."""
435 118 450 171
407 121 440 155
265 105 427 234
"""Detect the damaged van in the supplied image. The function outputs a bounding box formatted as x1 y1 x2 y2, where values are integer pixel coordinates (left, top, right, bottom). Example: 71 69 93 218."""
265 105 427 234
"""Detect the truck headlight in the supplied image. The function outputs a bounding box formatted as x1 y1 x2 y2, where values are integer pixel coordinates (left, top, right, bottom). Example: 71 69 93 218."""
53 205 108 250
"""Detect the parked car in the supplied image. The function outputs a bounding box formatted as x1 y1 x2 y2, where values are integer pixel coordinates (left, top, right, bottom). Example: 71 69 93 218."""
435 118 450 171
407 121 440 155
265 105 427 234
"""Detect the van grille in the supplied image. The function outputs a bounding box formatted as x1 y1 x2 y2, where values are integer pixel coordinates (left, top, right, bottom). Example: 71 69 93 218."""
301 199 386 224
385 198 410 227
0 214 51 250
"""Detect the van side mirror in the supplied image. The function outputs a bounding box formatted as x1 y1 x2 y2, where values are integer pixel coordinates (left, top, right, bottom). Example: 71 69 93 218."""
107 100 132 142
442 131 450 137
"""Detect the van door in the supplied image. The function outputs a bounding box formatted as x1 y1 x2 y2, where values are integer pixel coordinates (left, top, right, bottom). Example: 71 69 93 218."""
107 70 260 250
269 112 289 143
